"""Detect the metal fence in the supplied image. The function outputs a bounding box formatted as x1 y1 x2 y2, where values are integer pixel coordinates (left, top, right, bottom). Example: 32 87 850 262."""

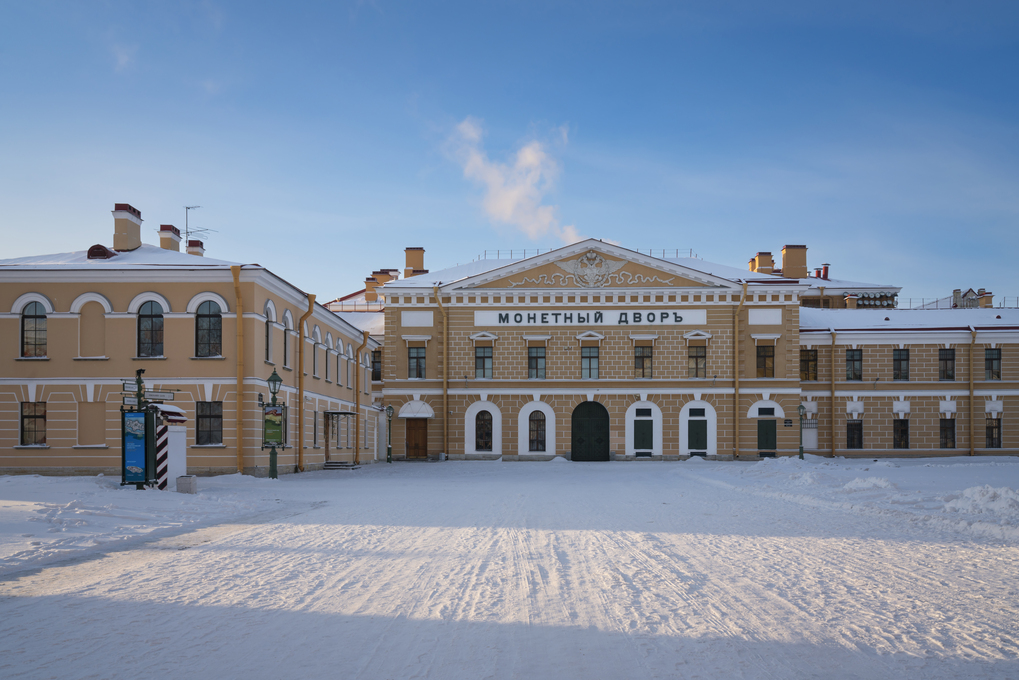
898 297 1018 309
473 248 699 260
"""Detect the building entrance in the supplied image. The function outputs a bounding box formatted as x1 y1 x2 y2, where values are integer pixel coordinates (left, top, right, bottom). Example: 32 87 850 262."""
406 418 428 458
571 402 610 461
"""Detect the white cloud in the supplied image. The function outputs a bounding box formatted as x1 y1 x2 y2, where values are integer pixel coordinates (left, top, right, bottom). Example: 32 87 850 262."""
450 117 581 244
111 44 137 72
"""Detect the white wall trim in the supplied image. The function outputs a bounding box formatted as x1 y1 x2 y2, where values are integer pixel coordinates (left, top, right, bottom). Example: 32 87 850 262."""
679 400 717 457
11 292 55 314
127 291 172 314
186 291 230 314
464 400 502 456
625 400 663 457
518 400 556 456
69 292 113 314
746 399 786 418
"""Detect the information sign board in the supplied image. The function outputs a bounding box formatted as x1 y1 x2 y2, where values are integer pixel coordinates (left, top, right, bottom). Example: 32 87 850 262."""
144 391 175 401
263 405 285 446
123 412 147 484
123 396 139 407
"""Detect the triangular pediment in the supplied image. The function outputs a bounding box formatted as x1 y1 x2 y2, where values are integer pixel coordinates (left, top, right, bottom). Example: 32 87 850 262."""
449 240 737 291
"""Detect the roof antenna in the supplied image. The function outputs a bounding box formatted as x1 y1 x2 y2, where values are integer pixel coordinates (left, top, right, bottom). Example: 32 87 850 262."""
184 205 218 245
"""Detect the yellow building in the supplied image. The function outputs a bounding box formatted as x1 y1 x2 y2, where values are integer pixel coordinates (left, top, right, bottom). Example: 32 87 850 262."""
359 241 1016 460
0 204 381 475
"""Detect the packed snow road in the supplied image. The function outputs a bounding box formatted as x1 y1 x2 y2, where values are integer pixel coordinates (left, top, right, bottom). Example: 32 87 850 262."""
1 457 1018 679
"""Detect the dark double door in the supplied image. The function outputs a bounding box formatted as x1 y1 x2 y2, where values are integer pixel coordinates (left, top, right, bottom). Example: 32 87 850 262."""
571 402 610 461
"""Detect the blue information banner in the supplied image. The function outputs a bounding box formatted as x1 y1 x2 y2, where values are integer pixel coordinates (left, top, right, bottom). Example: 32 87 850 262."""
123 412 147 483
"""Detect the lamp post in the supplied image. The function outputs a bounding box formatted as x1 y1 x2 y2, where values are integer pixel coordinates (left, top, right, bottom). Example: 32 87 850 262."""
798 403 806 460
267 369 283 479
385 404 394 464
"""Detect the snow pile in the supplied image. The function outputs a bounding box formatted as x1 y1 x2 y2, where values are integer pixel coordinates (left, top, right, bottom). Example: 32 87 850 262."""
0 473 289 574
681 455 1019 543
844 476 893 490
945 485 1019 519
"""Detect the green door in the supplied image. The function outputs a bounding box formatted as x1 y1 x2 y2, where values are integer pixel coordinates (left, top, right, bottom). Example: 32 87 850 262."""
688 420 707 451
634 420 653 450
572 402 610 461
757 420 777 451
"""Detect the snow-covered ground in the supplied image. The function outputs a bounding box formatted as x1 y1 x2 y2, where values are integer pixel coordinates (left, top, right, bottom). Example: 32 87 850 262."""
2 456 1017 679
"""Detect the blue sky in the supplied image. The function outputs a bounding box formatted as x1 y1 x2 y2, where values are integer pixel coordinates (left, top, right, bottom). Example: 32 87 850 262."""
1 1 1017 302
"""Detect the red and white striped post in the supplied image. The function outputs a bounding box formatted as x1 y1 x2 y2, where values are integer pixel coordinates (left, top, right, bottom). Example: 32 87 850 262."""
155 420 169 490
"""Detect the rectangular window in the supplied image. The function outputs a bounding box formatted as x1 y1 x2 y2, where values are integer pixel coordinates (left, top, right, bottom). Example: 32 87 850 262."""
985 348 1001 380
313 347 319 377
196 402 223 445
371 350 382 381
893 348 909 381
845 349 862 381
581 347 599 380
688 346 706 378
756 345 774 378
634 346 653 379
847 420 863 449
940 418 956 449
939 348 955 381
313 411 318 446
893 419 909 449
408 347 426 379
986 418 1001 448
800 349 817 381
528 347 546 379
20 402 46 446
475 346 493 379
324 352 330 381
283 333 290 367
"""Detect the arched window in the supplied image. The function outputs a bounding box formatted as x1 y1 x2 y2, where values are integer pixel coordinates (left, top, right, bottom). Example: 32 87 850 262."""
195 301 222 357
528 411 546 452
475 411 493 451
138 301 164 357
21 301 47 357
265 319 272 362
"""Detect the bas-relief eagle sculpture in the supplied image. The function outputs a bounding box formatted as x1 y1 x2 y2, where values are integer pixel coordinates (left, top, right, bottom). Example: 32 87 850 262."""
555 251 626 288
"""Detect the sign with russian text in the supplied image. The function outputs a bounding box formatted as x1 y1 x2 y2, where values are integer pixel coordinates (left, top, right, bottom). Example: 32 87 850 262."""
123 412 147 484
474 309 707 327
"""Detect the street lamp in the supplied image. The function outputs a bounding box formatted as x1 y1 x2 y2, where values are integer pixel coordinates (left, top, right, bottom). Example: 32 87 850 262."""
798 403 806 460
267 369 283 479
385 404 394 464
267 370 283 405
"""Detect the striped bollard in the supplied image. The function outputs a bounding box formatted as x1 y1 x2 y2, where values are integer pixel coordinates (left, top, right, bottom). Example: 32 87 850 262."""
155 422 169 490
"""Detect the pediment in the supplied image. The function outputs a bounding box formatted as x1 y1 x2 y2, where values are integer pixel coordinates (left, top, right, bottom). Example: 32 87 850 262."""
457 242 736 291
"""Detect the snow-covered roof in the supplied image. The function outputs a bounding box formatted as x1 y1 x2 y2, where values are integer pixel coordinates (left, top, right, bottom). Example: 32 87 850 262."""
336 311 385 336
388 258 521 288
381 244 895 293
800 308 1019 332
0 243 241 270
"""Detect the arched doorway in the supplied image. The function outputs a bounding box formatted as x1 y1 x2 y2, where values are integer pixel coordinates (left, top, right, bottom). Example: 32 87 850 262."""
571 401 610 461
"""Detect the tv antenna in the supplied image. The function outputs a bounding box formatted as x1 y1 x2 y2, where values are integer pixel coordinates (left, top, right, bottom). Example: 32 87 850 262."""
184 205 217 244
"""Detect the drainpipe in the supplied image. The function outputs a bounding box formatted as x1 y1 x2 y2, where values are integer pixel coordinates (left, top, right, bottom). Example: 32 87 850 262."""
433 286 449 458
733 281 748 459
297 294 316 471
353 330 369 465
231 266 245 474
969 326 976 456
830 328 837 458
819 286 826 309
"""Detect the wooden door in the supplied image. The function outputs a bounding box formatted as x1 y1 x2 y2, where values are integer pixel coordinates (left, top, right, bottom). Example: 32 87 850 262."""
406 418 428 458
571 402 610 461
